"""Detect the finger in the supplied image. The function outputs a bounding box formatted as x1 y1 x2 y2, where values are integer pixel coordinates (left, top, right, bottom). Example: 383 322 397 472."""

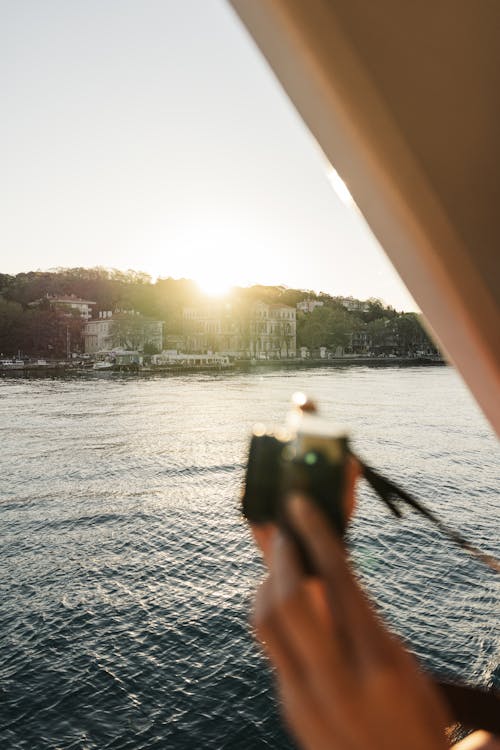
287 495 393 672
253 582 334 750
278 679 341 750
252 576 304 687
250 522 278 566
269 531 349 687
269 530 337 636
253 573 343 724
270 530 303 599
287 493 361 613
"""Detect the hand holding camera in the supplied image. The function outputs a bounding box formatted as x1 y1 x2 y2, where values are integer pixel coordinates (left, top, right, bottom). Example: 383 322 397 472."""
252 493 452 750
242 393 356 570
242 394 500 749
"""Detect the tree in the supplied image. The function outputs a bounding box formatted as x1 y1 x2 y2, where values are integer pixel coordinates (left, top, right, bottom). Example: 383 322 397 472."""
143 341 160 355
362 298 397 323
297 307 351 351
110 315 148 350
393 313 436 354
367 318 391 352
0 298 24 355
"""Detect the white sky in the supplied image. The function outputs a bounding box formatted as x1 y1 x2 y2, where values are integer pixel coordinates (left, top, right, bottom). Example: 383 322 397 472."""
1 0 416 310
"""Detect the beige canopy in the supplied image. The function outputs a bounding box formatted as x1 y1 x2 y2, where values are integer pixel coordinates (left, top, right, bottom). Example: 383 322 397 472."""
229 0 500 435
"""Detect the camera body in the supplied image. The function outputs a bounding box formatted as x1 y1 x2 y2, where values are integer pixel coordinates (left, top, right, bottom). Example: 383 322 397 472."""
242 412 350 538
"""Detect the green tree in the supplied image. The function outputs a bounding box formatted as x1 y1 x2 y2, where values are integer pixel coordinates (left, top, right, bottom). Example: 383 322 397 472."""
393 313 436 354
362 298 397 323
298 307 351 351
0 298 24 355
143 341 160 355
367 318 391 352
110 315 148 350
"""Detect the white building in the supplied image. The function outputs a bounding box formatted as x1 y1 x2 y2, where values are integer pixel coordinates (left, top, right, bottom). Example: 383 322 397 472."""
250 302 296 358
338 297 370 313
84 318 114 353
182 300 296 358
49 295 96 319
84 313 163 354
183 302 241 354
296 299 324 313
30 294 97 320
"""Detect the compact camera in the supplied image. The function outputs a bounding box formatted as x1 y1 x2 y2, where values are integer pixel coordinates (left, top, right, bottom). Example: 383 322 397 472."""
242 395 350 538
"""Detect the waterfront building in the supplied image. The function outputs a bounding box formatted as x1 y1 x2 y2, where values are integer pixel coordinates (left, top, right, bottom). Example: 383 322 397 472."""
250 302 296 359
84 313 163 354
164 333 187 351
347 329 371 354
183 302 241 355
83 318 113 353
182 301 296 358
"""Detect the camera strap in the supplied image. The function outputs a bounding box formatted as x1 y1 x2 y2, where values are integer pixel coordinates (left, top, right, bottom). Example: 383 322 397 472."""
353 458 500 730
353 457 500 574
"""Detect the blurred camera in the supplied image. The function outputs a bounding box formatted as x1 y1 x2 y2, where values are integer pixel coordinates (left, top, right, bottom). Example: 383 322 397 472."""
242 395 350 538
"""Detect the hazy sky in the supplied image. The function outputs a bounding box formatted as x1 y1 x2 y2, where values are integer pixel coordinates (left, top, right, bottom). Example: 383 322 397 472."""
1 0 416 310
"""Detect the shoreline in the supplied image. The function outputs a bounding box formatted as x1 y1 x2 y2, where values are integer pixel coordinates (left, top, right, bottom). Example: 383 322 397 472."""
0 356 447 377
234 356 445 370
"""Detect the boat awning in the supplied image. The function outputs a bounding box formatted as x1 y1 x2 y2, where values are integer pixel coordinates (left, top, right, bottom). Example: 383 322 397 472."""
229 0 500 435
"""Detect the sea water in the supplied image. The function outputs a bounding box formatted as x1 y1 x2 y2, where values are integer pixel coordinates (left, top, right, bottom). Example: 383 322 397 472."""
1 366 499 749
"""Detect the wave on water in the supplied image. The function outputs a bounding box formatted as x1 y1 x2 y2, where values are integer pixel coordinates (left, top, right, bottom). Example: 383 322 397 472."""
0 368 498 749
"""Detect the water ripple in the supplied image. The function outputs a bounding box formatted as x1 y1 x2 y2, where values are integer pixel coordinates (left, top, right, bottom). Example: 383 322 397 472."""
0 367 498 749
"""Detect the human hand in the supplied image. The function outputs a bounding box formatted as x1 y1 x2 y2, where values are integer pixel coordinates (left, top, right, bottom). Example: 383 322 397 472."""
252 495 452 750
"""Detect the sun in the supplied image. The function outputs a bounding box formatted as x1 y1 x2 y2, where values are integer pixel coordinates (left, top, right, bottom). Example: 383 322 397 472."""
194 272 233 298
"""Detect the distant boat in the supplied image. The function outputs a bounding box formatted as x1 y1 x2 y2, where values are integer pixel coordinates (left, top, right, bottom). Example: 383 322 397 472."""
0 359 25 370
93 361 114 371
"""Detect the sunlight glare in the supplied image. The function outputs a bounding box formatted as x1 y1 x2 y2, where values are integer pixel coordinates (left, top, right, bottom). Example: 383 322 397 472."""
195 272 233 297
325 164 357 209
